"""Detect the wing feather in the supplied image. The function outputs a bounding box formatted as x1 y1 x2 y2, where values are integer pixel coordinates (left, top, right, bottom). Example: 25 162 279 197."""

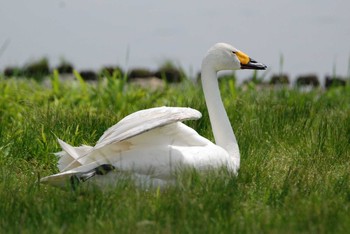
94 106 201 149
61 106 201 171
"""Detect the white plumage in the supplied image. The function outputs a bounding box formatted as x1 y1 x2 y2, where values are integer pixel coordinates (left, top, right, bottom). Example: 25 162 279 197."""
41 43 266 188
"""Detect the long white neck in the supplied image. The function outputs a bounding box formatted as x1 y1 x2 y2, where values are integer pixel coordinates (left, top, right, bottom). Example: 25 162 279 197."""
201 61 240 167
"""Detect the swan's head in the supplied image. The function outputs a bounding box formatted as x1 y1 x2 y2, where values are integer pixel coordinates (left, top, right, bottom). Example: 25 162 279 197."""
202 42 267 72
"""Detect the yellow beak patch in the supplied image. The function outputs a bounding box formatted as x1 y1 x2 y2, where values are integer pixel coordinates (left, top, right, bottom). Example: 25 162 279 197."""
236 51 250 65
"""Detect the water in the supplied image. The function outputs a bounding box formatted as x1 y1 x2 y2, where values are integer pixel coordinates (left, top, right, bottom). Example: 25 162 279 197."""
1 0 350 84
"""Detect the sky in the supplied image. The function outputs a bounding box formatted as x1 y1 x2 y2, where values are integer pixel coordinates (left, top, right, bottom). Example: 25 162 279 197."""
1 0 350 83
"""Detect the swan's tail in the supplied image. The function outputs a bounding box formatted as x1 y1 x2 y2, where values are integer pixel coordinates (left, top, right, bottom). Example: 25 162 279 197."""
56 139 92 171
41 139 98 188
40 163 116 189
42 139 132 189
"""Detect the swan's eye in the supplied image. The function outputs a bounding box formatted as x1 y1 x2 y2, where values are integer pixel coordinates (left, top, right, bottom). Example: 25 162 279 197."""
232 51 236 54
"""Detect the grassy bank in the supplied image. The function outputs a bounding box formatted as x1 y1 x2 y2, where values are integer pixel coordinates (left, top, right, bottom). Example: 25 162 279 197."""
0 75 349 233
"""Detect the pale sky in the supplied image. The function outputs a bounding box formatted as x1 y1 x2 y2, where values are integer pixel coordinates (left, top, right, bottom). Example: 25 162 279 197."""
1 0 350 83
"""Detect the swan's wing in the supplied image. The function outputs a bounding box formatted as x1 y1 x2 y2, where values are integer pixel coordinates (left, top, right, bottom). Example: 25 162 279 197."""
94 106 201 149
60 106 201 172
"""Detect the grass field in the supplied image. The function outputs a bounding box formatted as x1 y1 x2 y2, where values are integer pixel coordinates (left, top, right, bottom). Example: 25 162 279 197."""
0 73 349 233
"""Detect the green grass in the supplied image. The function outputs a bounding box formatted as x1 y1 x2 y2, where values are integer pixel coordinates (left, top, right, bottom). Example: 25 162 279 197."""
0 74 349 233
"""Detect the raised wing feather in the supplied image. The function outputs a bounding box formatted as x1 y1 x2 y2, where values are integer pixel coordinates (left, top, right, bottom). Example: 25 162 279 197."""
60 107 202 171
94 106 201 149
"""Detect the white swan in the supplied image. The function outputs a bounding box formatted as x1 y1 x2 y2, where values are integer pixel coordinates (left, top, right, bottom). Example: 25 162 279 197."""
41 43 266 188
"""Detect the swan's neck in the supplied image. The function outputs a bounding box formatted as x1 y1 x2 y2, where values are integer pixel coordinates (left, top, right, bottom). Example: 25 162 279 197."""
201 63 240 166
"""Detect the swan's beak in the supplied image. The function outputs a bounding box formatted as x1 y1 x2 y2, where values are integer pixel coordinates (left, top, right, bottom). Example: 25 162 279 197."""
237 51 267 70
241 58 267 70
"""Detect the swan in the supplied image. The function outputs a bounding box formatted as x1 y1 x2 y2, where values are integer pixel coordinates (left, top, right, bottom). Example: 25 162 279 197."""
41 43 267 189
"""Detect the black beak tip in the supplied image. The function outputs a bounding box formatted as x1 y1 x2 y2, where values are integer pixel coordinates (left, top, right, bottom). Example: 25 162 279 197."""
241 58 267 70
249 58 258 63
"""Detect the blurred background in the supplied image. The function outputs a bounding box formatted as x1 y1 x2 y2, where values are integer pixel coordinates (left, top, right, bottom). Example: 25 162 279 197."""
1 0 350 84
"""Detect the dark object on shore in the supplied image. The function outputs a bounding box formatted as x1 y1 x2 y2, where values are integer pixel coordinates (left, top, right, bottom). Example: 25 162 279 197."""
24 58 50 79
99 66 124 78
3 66 24 77
325 76 346 89
296 74 320 87
128 68 154 80
57 62 74 74
79 70 98 81
269 74 290 85
154 67 184 83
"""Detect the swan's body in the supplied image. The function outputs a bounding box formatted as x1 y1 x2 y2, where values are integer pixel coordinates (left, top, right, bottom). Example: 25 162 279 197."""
41 43 266 188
